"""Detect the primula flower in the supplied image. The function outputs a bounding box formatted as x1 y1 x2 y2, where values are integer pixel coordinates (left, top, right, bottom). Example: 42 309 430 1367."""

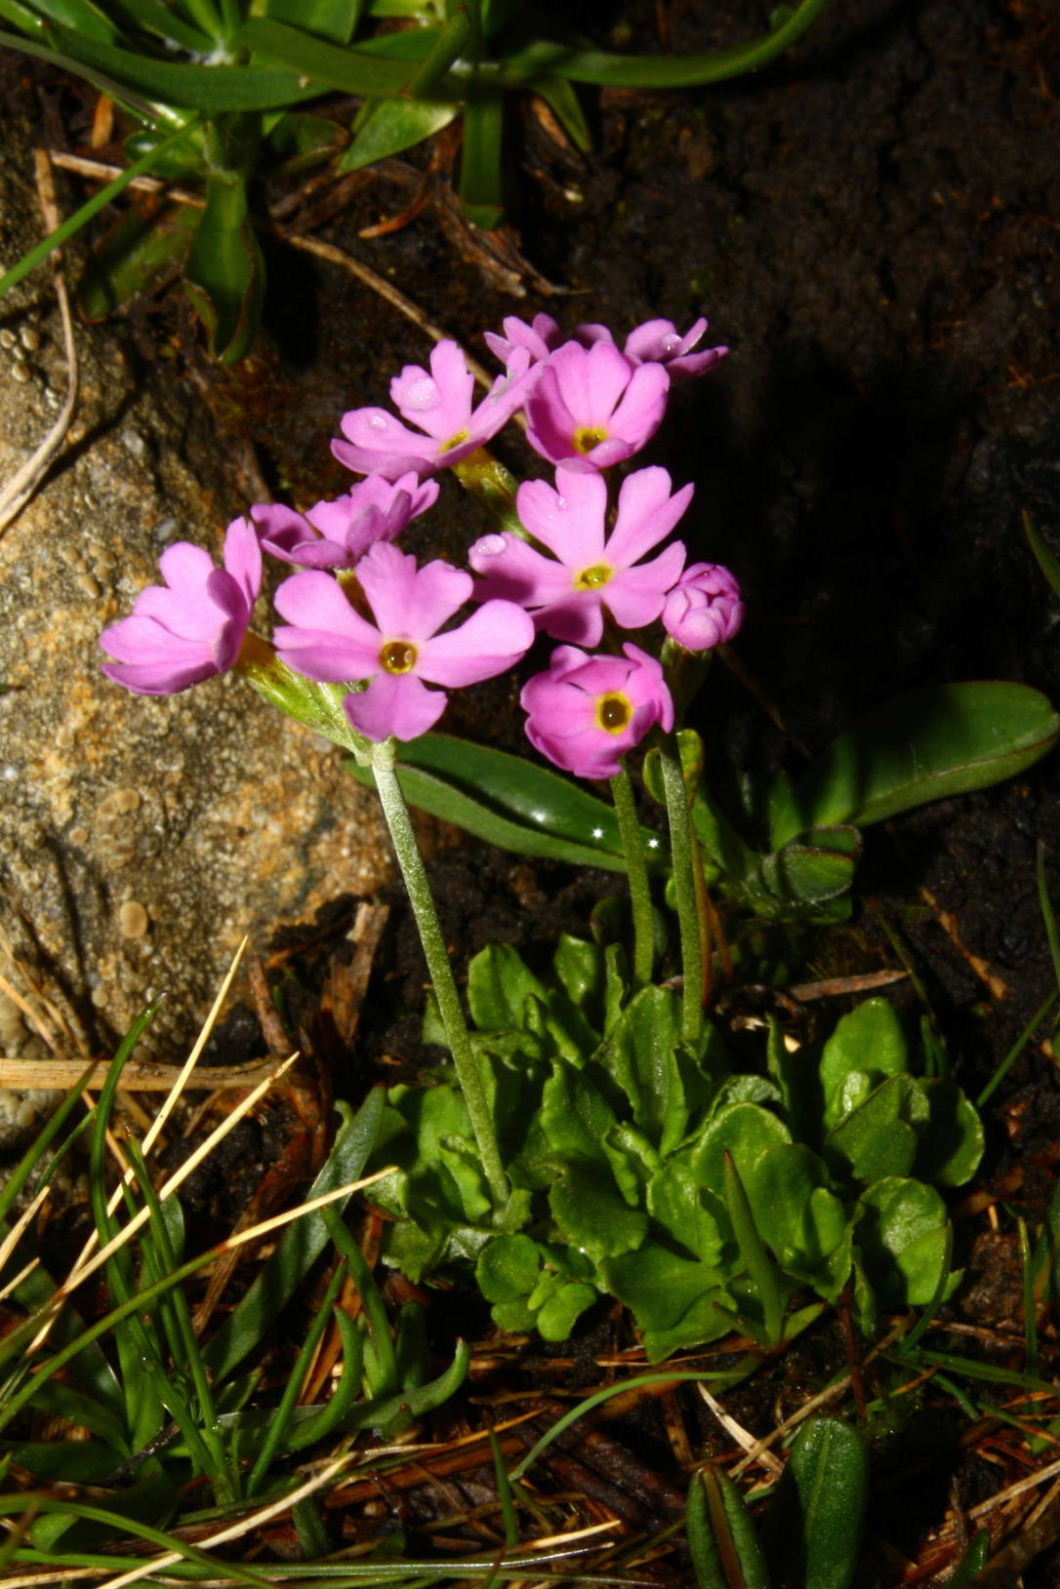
486 314 725 382
470 464 690 647
253 474 439 568
622 317 728 379
521 642 674 779
332 340 533 481
524 340 670 469
662 562 744 652
273 541 534 742
100 517 261 695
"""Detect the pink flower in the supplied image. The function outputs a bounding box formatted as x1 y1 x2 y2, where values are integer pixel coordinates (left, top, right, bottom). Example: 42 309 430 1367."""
485 315 726 383
524 340 670 469
332 340 533 480
521 643 674 780
469 464 690 647
623 318 728 380
662 563 744 652
100 517 261 695
253 474 439 568
273 541 534 742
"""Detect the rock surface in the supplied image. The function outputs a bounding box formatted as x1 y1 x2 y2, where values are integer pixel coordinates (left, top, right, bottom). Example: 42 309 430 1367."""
0 121 391 1063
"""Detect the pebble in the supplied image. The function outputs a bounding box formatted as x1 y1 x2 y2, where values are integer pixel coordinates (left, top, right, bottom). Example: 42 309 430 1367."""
10 364 32 384
19 325 41 352
119 900 150 937
98 788 142 818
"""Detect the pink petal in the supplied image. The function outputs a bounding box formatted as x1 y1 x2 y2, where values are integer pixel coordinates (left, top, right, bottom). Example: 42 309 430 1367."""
357 544 471 641
344 672 447 742
607 361 670 448
222 516 263 605
603 544 686 630
606 468 693 566
468 532 572 608
532 593 605 648
551 341 635 428
516 467 607 563
416 600 534 686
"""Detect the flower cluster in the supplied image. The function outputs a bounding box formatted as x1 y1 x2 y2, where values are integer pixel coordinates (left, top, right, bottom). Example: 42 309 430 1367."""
101 314 743 776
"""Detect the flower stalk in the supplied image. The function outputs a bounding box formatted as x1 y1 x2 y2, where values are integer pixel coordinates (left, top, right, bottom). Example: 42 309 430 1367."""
369 739 510 1209
659 737 703 1042
610 767 655 989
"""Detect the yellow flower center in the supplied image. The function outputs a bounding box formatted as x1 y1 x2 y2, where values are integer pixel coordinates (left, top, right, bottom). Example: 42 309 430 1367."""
440 428 471 453
573 562 613 591
595 692 633 734
573 426 608 455
380 639 418 675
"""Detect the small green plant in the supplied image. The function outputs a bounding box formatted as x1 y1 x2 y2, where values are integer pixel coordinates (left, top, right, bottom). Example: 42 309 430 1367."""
0 0 834 358
369 957 983 1359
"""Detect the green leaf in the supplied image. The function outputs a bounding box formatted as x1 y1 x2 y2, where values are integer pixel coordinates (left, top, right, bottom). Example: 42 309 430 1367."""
690 1102 792 1220
460 86 505 230
536 1280 597 1339
819 998 909 1131
549 1162 649 1262
687 1465 773 1589
45 24 328 110
750 826 861 909
593 984 714 1152
348 733 667 872
340 96 459 170
912 1079 985 1188
603 1243 733 1360
467 942 546 1030
824 1075 922 1183
13 0 116 42
262 0 362 45
855 1178 953 1307
530 73 591 151
723 1150 785 1347
234 16 420 96
647 1157 724 1265
743 1144 851 1300
1023 509 1060 596
496 0 833 88
535 1062 616 1169
183 170 265 362
767 1418 868 1589
777 683 1060 841
551 934 605 1012
78 200 201 320
476 1233 542 1303
265 110 348 165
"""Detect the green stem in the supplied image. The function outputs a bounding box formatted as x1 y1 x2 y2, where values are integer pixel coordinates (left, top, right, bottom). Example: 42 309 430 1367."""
452 447 526 537
659 736 703 1043
610 767 654 990
370 740 509 1208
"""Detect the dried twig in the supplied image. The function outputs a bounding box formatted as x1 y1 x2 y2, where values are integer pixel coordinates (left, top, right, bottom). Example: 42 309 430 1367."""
0 151 80 537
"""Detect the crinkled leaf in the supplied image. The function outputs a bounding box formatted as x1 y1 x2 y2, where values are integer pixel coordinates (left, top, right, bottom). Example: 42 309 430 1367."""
743 1144 851 1300
533 1061 616 1171
552 934 606 1013
536 1280 597 1340
548 1162 649 1262
594 984 706 1152
265 110 347 165
341 96 459 170
467 942 547 1030
690 1103 792 1208
602 1121 660 1206
776 683 1060 842
855 1177 954 1307
647 1155 724 1266
603 1243 733 1360
477 1233 541 1303
79 200 200 321
824 1075 923 1183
